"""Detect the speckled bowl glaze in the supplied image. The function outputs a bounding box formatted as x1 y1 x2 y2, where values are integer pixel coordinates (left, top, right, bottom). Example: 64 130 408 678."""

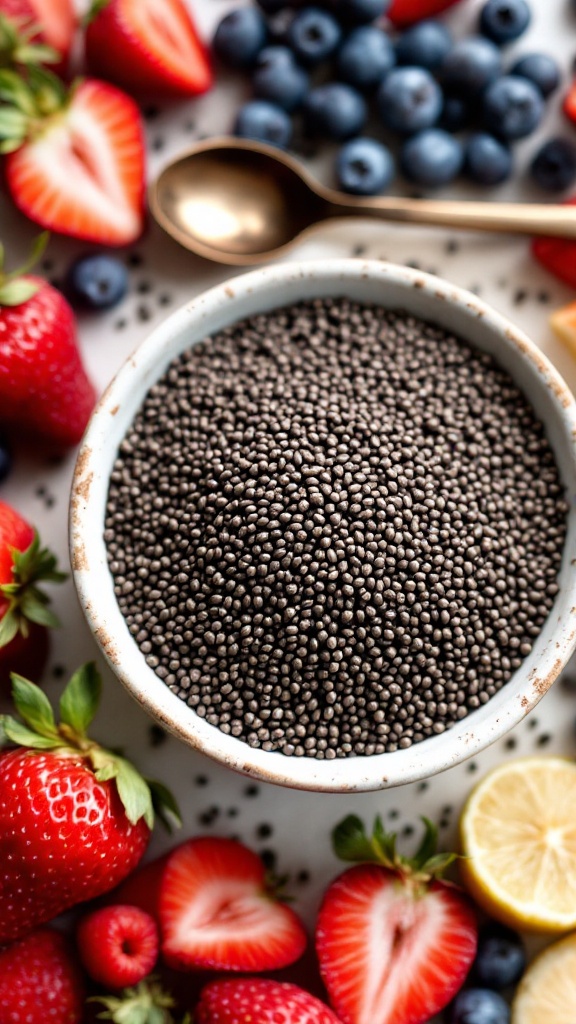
70 259 576 792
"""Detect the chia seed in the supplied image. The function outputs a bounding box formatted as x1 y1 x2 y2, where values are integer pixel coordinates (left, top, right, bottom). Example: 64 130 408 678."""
104 298 568 758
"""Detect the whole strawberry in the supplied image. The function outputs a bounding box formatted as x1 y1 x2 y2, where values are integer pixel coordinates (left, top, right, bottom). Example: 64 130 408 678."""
84 0 212 99
0 69 146 246
196 979 344 1024
0 234 97 451
316 816 478 1024
0 662 179 944
0 498 66 689
0 926 84 1024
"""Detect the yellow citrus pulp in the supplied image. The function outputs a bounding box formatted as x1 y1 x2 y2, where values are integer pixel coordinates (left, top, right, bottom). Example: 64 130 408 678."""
458 756 576 933
511 931 576 1023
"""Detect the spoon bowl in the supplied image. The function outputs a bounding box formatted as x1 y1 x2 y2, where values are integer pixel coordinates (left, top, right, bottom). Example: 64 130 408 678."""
149 136 576 266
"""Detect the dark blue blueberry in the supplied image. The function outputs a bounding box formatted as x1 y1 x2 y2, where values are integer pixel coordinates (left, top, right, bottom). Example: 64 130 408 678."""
510 52 561 97
337 26 396 92
395 19 452 71
464 132 512 185
376 66 443 135
439 94 471 132
252 46 309 111
530 137 576 192
0 438 12 484
336 136 394 193
482 74 544 139
333 0 391 24
213 8 268 68
303 82 367 140
449 988 510 1024
64 254 129 311
440 36 502 97
400 128 463 186
233 100 293 148
472 922 527 990
287 7 342 65
479 0 531 44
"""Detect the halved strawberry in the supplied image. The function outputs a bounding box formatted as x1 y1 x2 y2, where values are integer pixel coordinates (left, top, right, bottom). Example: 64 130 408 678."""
0 69 145 247
84 0 212 99
386 0 463 25
316 816 478 1024
159 836 308 972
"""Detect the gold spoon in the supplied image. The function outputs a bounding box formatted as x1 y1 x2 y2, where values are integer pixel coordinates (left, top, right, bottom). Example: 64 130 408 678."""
149 135 576 266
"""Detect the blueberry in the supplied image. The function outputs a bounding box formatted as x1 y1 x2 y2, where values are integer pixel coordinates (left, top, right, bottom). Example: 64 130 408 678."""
440 36 502 97
233 100 293 148
464 132 512 185
439 94 471 132
337 26 396 92
482 74 544 139
449 988 510 1024
471 922 526 990
396 20 452 71
0 438 12 484
530 137 576 192
253 46 309 111
64 254 128 311
333 0 391 24
479 0 531 45
510 52 561 98
303 82 367 140
400 128 463 186
336 137 394 193
377 66 443 135
287 7 342 65
213 8 268 68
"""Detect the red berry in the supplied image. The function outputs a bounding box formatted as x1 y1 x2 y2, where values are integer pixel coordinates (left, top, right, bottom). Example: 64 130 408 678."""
78 904 159 989
0 927 84 1024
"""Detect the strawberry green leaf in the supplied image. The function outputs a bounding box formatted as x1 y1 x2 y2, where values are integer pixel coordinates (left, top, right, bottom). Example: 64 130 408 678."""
114 755 155 830
59 661 101 736
147 778 182 832
90 978 177 1024
419 852 458 876
0 611 19 647
0 715 61 749
10 673 59 738
332 814 380 863
413 817 438 869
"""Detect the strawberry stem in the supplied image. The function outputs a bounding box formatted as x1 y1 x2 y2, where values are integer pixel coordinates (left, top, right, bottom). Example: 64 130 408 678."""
0 664 182 833
0 13 59 72
90 978 188 1024
0 528 66 643
332 814 459 882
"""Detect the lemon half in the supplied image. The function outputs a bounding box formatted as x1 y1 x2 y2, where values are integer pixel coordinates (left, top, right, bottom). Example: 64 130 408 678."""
459 756 576 933
511 931 576 1023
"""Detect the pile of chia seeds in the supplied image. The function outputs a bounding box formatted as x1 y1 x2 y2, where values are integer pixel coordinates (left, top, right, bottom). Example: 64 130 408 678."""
104 298 568 759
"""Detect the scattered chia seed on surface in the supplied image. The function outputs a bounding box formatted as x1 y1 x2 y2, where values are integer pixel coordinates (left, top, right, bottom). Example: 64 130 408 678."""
104 298 568 758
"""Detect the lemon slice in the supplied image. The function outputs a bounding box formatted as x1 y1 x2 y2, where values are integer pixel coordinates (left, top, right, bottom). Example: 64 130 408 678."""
511 932 576 1023
458 756 576 933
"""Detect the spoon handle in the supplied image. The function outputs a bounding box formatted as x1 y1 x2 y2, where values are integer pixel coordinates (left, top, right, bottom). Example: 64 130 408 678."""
323 193 576 239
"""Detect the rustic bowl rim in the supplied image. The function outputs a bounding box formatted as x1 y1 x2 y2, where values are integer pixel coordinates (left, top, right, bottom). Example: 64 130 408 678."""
69 258 576 792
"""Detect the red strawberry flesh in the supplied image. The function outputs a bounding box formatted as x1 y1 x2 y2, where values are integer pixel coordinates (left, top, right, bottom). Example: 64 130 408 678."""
85 0 212 98
316 864 477 1024
159 836 307 972
6 80 145 247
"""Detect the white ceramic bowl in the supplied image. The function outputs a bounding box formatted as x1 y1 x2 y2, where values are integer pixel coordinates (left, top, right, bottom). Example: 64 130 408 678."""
70 259 576 792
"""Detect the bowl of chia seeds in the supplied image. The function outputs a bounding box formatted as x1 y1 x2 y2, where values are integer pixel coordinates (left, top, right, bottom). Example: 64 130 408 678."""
70 259 576 791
